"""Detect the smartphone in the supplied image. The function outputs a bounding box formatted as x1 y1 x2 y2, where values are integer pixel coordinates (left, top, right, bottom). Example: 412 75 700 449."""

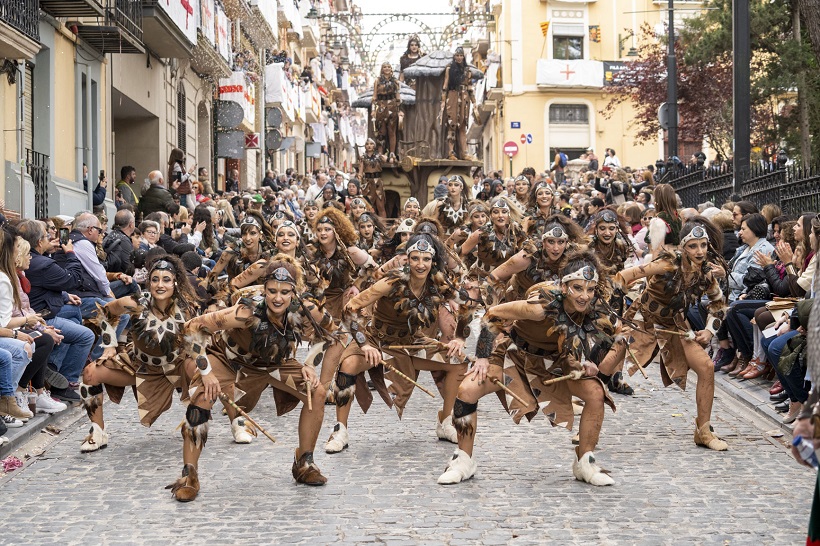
99 170 105 181
28 331 41 339
174 222 185 230
58 227 70 246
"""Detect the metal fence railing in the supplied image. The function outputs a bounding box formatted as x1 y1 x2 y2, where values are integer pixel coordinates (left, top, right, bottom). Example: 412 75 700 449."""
669 163 820 213
26 149 49 219
0 0 40 42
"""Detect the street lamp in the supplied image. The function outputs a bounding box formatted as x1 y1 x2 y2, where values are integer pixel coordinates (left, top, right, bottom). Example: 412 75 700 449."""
618 31 637 58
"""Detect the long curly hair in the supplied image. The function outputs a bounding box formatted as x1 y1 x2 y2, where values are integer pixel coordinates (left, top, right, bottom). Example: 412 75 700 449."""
310 205 358 247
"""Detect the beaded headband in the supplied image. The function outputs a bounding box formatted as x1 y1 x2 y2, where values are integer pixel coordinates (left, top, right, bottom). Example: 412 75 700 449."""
352 198 366 207
241 216 262 229
266 266 297 286
406 238 436 256
150 259 176 275
543 225 569 241
275 221 300 240
596 210 618 225
561 264 598 284
396 218 416 234
404 197 420 207
680 225 708 246
491 198 510 211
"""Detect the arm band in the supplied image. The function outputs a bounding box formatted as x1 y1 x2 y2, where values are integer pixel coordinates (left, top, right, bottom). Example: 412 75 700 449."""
475 326 497 359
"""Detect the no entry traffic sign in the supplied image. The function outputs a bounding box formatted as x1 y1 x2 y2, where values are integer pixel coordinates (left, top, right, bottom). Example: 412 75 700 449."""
503 141 519 157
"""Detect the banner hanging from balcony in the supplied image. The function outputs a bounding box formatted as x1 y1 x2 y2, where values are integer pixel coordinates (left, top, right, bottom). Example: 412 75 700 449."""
536 59 603 88
219 72 254 127
159 0 198 45
200 0 215 45
215 3 231 61
264 63 296 122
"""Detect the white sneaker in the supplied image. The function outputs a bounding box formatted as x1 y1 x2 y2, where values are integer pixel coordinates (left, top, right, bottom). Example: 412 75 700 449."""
437 449 477 485
13 392 33 421
436 414 458 443
572 451 614 486
0 436 8 446
231 417 255 444
1 414 23 428
80 422 108 453
36 391 67 414
325 422 349 453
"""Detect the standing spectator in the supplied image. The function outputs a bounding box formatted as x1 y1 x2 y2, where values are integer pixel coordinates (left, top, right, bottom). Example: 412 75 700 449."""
103 210 136 276
261 170 277 190
139 170 176 218
116 166 140 210
433 176 448 200
225 168 240 193
197 167 214 197
305 173 328 201
550 148 567 185
167 148 196 211
92 171 108 209
603 148 621 169
586 147 599 171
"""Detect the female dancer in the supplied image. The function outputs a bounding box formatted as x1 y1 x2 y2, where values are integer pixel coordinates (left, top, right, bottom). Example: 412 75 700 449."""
327 233 475 452
510 174 531 210
522 182 559 238
356 213 384 259
401 197 421 221
209 211 273 283
487 215 586 302
449 203 489 269
79 255 198 452
169 257 335 501
438 250 619 486
421 175 468 235
616 221 729 450
457 198 524 304
300 200 319 244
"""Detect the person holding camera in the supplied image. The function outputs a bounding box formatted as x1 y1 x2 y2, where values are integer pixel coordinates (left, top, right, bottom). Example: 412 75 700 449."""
93 171 108 210
168 148 196 212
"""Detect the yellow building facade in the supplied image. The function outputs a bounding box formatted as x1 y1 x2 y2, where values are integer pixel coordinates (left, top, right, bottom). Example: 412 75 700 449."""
477 0 691 176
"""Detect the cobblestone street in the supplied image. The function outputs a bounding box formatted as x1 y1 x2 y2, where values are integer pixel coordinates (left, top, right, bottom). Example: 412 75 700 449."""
1 349 813 545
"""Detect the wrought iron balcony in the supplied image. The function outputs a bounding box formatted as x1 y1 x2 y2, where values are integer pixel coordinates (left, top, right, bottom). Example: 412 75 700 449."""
76 0 144 54
0 0 41 60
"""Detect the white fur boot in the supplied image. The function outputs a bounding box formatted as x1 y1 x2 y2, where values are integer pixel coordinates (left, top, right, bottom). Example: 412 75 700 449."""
436 413 458 443
325 422 349 453
437 449 477 485
231 417 255 444
80 422 109 453
572 451 614 486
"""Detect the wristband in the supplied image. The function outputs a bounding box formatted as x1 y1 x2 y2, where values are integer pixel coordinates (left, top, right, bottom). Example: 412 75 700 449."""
196 356 213 376
13 329 18 339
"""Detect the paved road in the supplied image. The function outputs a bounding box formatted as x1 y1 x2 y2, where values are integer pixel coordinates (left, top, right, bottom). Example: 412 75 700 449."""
1 342 814 544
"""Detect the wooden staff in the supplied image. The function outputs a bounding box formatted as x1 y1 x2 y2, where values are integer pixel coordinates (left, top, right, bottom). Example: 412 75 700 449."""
654 328 694 339
306 382 313 412
381 360 436 398
218 393 277 443
542 370 583 387
491 379 528 406
385 344 441 351
626 344 648 379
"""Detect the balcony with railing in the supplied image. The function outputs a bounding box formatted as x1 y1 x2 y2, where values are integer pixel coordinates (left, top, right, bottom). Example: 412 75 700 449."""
76 0 144 54
0 0 41 60
40 0 104 18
